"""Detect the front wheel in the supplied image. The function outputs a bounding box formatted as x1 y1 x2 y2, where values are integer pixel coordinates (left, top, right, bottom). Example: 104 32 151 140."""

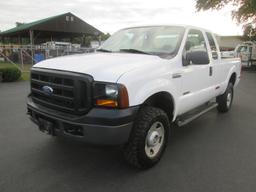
216 82 234 113
124 106 170 169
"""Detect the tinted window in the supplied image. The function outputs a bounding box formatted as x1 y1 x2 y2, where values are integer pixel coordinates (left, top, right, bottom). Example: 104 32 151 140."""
206 32 218 59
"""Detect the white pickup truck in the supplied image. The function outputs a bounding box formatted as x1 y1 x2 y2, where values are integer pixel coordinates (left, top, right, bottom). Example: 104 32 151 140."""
27 25 241 169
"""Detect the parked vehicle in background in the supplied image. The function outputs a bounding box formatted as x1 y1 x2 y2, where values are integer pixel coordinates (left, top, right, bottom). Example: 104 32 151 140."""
27 25 241 169
41 41 82 58
234 41 256 67
221 51 235 58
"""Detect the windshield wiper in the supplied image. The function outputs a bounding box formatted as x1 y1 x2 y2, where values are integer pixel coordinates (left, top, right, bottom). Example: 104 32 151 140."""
119 49 151 55
97 48 112 53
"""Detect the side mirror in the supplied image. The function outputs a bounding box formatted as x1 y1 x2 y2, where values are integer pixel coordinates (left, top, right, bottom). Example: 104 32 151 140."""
185 50 210 65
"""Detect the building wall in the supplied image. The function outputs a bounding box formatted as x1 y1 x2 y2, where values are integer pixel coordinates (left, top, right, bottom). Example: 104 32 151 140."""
216 36 246 51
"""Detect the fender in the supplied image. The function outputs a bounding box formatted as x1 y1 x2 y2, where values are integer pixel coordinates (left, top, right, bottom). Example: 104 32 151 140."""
119 75 180 122
222 64 238 94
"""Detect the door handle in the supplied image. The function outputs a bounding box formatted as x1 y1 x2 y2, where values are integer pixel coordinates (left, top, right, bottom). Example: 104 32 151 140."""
172 73 182 79
209 66 213 76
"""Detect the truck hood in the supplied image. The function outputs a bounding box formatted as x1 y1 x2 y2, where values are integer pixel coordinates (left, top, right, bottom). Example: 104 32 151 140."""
33 52 163 82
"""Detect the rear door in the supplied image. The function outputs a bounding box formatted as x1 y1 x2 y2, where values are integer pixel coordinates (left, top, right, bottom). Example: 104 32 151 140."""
205 32 230 96
178 29 212 115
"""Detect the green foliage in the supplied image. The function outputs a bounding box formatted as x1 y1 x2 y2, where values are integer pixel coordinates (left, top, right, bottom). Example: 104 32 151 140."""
100 33 111 41
196 0 256 24
0 67 21 82
84 36 94 47
196 0 232 11
0 62 32 81
243 24 256 40
196 0 256 37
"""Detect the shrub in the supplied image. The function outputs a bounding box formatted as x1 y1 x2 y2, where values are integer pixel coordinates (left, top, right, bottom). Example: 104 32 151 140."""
0 67 22 82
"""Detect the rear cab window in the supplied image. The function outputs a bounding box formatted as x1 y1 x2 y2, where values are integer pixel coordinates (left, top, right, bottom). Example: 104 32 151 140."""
206 32 219 60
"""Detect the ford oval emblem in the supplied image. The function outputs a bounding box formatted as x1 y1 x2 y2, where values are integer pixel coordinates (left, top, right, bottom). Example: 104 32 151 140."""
42 85 54 95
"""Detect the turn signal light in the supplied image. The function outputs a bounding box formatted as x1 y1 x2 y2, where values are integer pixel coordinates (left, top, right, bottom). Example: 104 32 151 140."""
118 84 129 108
96 99 118 107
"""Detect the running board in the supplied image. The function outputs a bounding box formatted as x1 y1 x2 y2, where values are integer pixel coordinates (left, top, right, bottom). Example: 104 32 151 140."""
176 102 218 127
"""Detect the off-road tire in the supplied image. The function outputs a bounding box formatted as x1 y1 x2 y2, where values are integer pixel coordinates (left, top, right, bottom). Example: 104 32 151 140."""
217 82 234 113
124 106 170 169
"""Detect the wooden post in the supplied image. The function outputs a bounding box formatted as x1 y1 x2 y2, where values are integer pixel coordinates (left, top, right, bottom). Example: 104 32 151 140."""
29 30 34 65
18 36 22 46
99 35 101 46
20 49 24 69
0 36 3 44
82 34 86 47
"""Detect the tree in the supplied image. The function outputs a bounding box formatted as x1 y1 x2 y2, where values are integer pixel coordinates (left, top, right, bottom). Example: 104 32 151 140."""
243 24 256 40
196 0 256 38
100 33 111 41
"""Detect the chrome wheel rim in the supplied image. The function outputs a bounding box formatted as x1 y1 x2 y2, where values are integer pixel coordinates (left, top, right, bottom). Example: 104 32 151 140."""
227 92 232 108
145 121 165 159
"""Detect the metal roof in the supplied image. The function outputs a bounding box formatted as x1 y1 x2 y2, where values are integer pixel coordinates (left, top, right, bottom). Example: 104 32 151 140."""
0 12 103 37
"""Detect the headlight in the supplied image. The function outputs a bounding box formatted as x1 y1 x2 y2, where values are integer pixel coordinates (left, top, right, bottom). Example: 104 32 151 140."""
93 82 129 108
105 84 118 98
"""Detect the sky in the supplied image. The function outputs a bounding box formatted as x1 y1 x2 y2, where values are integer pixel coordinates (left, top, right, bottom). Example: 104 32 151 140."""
0 0 243 36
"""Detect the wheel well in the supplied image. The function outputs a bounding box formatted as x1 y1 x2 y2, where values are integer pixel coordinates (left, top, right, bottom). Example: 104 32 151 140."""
143 92 174 121
229 73 236 85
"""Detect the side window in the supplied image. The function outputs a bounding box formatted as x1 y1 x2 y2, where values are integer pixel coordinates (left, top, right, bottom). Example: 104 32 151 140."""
185 29 207 52
238 46 248 53
183 29 209 65
206 32 219 60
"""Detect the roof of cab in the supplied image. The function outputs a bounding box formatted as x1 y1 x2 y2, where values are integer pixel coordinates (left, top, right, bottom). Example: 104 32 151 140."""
121 24 213 33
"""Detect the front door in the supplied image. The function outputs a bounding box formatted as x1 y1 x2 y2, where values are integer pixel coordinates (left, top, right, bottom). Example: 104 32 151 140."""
178 29 212 115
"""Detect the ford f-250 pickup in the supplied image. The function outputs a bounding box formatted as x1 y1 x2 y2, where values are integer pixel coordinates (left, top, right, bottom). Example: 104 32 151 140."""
27 25 241 169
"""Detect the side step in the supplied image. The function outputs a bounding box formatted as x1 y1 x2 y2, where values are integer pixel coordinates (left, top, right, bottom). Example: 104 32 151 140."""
176 102 218 127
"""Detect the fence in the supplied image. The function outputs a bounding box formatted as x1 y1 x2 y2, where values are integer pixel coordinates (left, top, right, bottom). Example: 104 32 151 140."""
0 44 97 71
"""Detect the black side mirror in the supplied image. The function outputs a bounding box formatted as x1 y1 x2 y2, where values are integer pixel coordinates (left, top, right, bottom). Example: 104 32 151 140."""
186 50 210 65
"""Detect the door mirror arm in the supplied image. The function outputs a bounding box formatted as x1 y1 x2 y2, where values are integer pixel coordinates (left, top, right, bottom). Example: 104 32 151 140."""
182 55 190 66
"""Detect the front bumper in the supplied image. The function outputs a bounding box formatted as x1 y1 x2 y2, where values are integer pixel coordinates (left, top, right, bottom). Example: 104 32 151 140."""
27 96 139 145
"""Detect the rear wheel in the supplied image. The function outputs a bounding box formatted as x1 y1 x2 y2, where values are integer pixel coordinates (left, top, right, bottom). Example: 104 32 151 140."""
216 82 234 113
123 106 170 169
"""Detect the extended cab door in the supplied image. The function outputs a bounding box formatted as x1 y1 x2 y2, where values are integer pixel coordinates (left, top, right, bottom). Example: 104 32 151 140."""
205 32 230 96
178 29 212 115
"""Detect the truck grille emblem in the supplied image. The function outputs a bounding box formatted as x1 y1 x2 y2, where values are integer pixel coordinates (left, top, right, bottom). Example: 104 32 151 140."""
42 86 54 95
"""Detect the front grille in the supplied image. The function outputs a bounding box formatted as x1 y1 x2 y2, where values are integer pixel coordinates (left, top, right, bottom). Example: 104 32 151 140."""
31 68 92 115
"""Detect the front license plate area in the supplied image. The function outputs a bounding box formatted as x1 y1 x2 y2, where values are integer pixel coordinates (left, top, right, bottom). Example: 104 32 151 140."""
38 118 55 135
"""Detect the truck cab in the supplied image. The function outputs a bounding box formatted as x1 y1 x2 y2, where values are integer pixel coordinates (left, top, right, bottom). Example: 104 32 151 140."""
27 25 241 169
234 41 256 66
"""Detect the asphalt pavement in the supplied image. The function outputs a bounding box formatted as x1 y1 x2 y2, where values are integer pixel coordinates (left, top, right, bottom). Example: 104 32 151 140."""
0 71 256 192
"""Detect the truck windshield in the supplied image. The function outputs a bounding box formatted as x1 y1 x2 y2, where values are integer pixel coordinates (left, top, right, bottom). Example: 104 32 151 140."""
99 26 185 58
